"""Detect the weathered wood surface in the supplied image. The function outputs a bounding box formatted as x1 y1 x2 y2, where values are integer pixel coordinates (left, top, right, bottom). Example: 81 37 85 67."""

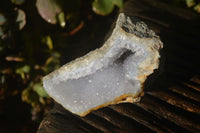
37 0 200 132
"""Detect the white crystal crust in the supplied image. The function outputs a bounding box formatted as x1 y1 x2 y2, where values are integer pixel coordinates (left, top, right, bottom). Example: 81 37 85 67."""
43 13 163 116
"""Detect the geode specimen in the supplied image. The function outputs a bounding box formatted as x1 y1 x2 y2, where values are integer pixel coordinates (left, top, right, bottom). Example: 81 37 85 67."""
43 13 163 116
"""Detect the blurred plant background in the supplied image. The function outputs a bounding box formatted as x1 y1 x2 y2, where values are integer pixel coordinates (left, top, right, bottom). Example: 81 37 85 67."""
0 0 199 132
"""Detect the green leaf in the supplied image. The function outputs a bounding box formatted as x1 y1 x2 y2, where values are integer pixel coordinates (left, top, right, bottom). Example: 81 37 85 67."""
44 57 60 74
16 9 26 30
0 46 3 52
11 0 25 5
113 0 123 8
36 0 63 24
58 12 66 28
33 83 49 98
42 35 53 50
186 0 195 7
0 13 6 26
16 65 30 79
0 27 3 37
43 51 60 74
22 88 39 107
46 35 53 50
194 3 200 13
92 0 123 16
16 65 30 73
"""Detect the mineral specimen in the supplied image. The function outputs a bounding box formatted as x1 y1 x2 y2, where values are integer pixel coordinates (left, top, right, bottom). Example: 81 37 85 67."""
43 13 163 116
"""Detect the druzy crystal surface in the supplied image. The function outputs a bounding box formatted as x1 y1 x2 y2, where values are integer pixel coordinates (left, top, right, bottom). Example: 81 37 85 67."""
43 13 163 116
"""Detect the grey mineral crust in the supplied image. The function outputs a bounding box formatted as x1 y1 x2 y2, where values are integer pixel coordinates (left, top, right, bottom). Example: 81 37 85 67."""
43 13 163 116
120 16 156 38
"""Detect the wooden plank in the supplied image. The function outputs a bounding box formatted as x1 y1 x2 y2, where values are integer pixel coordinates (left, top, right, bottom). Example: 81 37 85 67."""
183 80 200 92
147 90 200 113
37 104 103 133
190 75 200 85
80 113 119 133
37 114 101 133
110 103 187 133
168 84 200 102
92 107 154 133
136 94 200 132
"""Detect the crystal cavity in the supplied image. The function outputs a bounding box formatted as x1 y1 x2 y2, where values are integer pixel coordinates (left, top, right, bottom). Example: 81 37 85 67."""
43 13 163 116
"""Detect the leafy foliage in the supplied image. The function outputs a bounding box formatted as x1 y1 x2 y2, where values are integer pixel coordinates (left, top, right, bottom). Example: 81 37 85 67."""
186 0 200 12
0 0 124 123
11 0 25 5
15 8 26 30
0 14 6 25
92 0 124 16
167 0 200 13
36 0 63 24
